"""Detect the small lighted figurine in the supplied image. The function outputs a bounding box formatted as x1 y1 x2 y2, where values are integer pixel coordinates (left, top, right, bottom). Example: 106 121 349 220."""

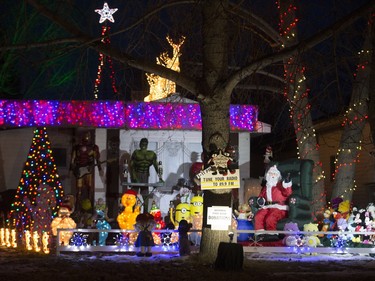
10 229 17 248
95 209 111 246
178 219 192 256
117 189 140 230
0 228 5 246
25 230 32 250
42 232 50 254
33 231 41 252
134 213 156 257
51 207 77 246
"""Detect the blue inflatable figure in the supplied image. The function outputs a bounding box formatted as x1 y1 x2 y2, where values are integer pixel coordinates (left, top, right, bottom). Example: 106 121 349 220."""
96 209 111 246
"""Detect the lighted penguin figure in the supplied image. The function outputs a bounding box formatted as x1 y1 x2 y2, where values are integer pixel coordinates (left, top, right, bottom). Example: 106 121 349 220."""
95 209 111 246
170 202 191 228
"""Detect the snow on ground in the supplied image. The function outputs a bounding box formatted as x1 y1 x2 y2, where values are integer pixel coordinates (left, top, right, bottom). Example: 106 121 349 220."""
1 247 375 281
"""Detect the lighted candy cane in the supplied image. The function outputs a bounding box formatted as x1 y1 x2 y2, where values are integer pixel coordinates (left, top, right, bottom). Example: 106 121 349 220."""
0 228 4 245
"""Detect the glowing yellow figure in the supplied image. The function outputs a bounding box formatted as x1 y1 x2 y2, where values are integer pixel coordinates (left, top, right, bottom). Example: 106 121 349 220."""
5 228 10 247
0 228 4 246
25 230 32 250
42 232 50 254
145 36 185 102
170 202 191 228
117 189 140 230
51 207 77 246
33 231 41 252
11 229 17 248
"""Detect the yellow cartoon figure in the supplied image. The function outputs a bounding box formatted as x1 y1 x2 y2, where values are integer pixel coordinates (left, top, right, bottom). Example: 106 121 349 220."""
170 202 191 228
117 189 140 230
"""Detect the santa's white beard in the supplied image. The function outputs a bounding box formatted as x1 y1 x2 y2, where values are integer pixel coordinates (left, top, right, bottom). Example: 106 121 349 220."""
266 175 279 188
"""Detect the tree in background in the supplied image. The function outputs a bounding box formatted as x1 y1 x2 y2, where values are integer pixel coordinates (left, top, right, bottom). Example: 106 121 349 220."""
9 127 64 234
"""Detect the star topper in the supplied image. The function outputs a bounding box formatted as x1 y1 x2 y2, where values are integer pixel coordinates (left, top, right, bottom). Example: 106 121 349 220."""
95 2 118 23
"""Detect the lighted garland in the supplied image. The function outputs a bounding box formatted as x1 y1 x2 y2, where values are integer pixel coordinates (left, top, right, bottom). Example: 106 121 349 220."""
0 100 258 131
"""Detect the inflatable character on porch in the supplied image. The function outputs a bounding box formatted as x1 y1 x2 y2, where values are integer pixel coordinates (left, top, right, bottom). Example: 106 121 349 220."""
95 209 111 246
117 189 140 230
178 219 192 256
130 138 163 193
70 131 102 210
51 206 76 246
134 213 156 257
254 165 292 240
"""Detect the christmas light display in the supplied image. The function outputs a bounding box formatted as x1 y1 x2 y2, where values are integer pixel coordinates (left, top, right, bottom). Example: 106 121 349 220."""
25 230 32 250
277 0 326 211
5 228 10 247
0 228 4 246
0 100 258 131
93 3 118 100
42 232 50 254
95 2 118 24
11 229 17 248
9 127 64 233
70 232 89 247
33 231 41 252
145 36 185 102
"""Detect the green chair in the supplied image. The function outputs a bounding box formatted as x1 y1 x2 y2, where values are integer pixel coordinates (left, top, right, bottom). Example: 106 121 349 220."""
248 158 314 231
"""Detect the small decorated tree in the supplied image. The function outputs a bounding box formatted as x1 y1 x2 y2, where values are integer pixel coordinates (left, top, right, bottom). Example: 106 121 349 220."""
9 127 64 233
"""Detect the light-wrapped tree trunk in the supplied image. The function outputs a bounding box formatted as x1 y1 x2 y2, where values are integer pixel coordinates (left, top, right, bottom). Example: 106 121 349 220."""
331 16 373 201
278 0 325 214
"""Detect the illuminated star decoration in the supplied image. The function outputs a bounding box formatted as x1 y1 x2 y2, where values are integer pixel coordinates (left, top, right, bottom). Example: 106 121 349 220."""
95 2 118 23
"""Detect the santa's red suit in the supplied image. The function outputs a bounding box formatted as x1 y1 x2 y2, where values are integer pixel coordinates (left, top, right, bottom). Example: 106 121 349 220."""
254 172 292 231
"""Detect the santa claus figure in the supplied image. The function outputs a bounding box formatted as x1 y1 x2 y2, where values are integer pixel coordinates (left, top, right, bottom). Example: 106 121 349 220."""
254 165 292 233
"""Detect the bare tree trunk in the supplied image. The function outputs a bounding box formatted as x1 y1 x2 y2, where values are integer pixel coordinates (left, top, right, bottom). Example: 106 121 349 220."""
279 0 325 214
198 0 234 263
331 16 373 201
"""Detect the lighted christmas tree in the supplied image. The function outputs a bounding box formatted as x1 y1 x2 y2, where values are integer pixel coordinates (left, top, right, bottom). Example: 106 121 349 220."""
9 127 64 233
